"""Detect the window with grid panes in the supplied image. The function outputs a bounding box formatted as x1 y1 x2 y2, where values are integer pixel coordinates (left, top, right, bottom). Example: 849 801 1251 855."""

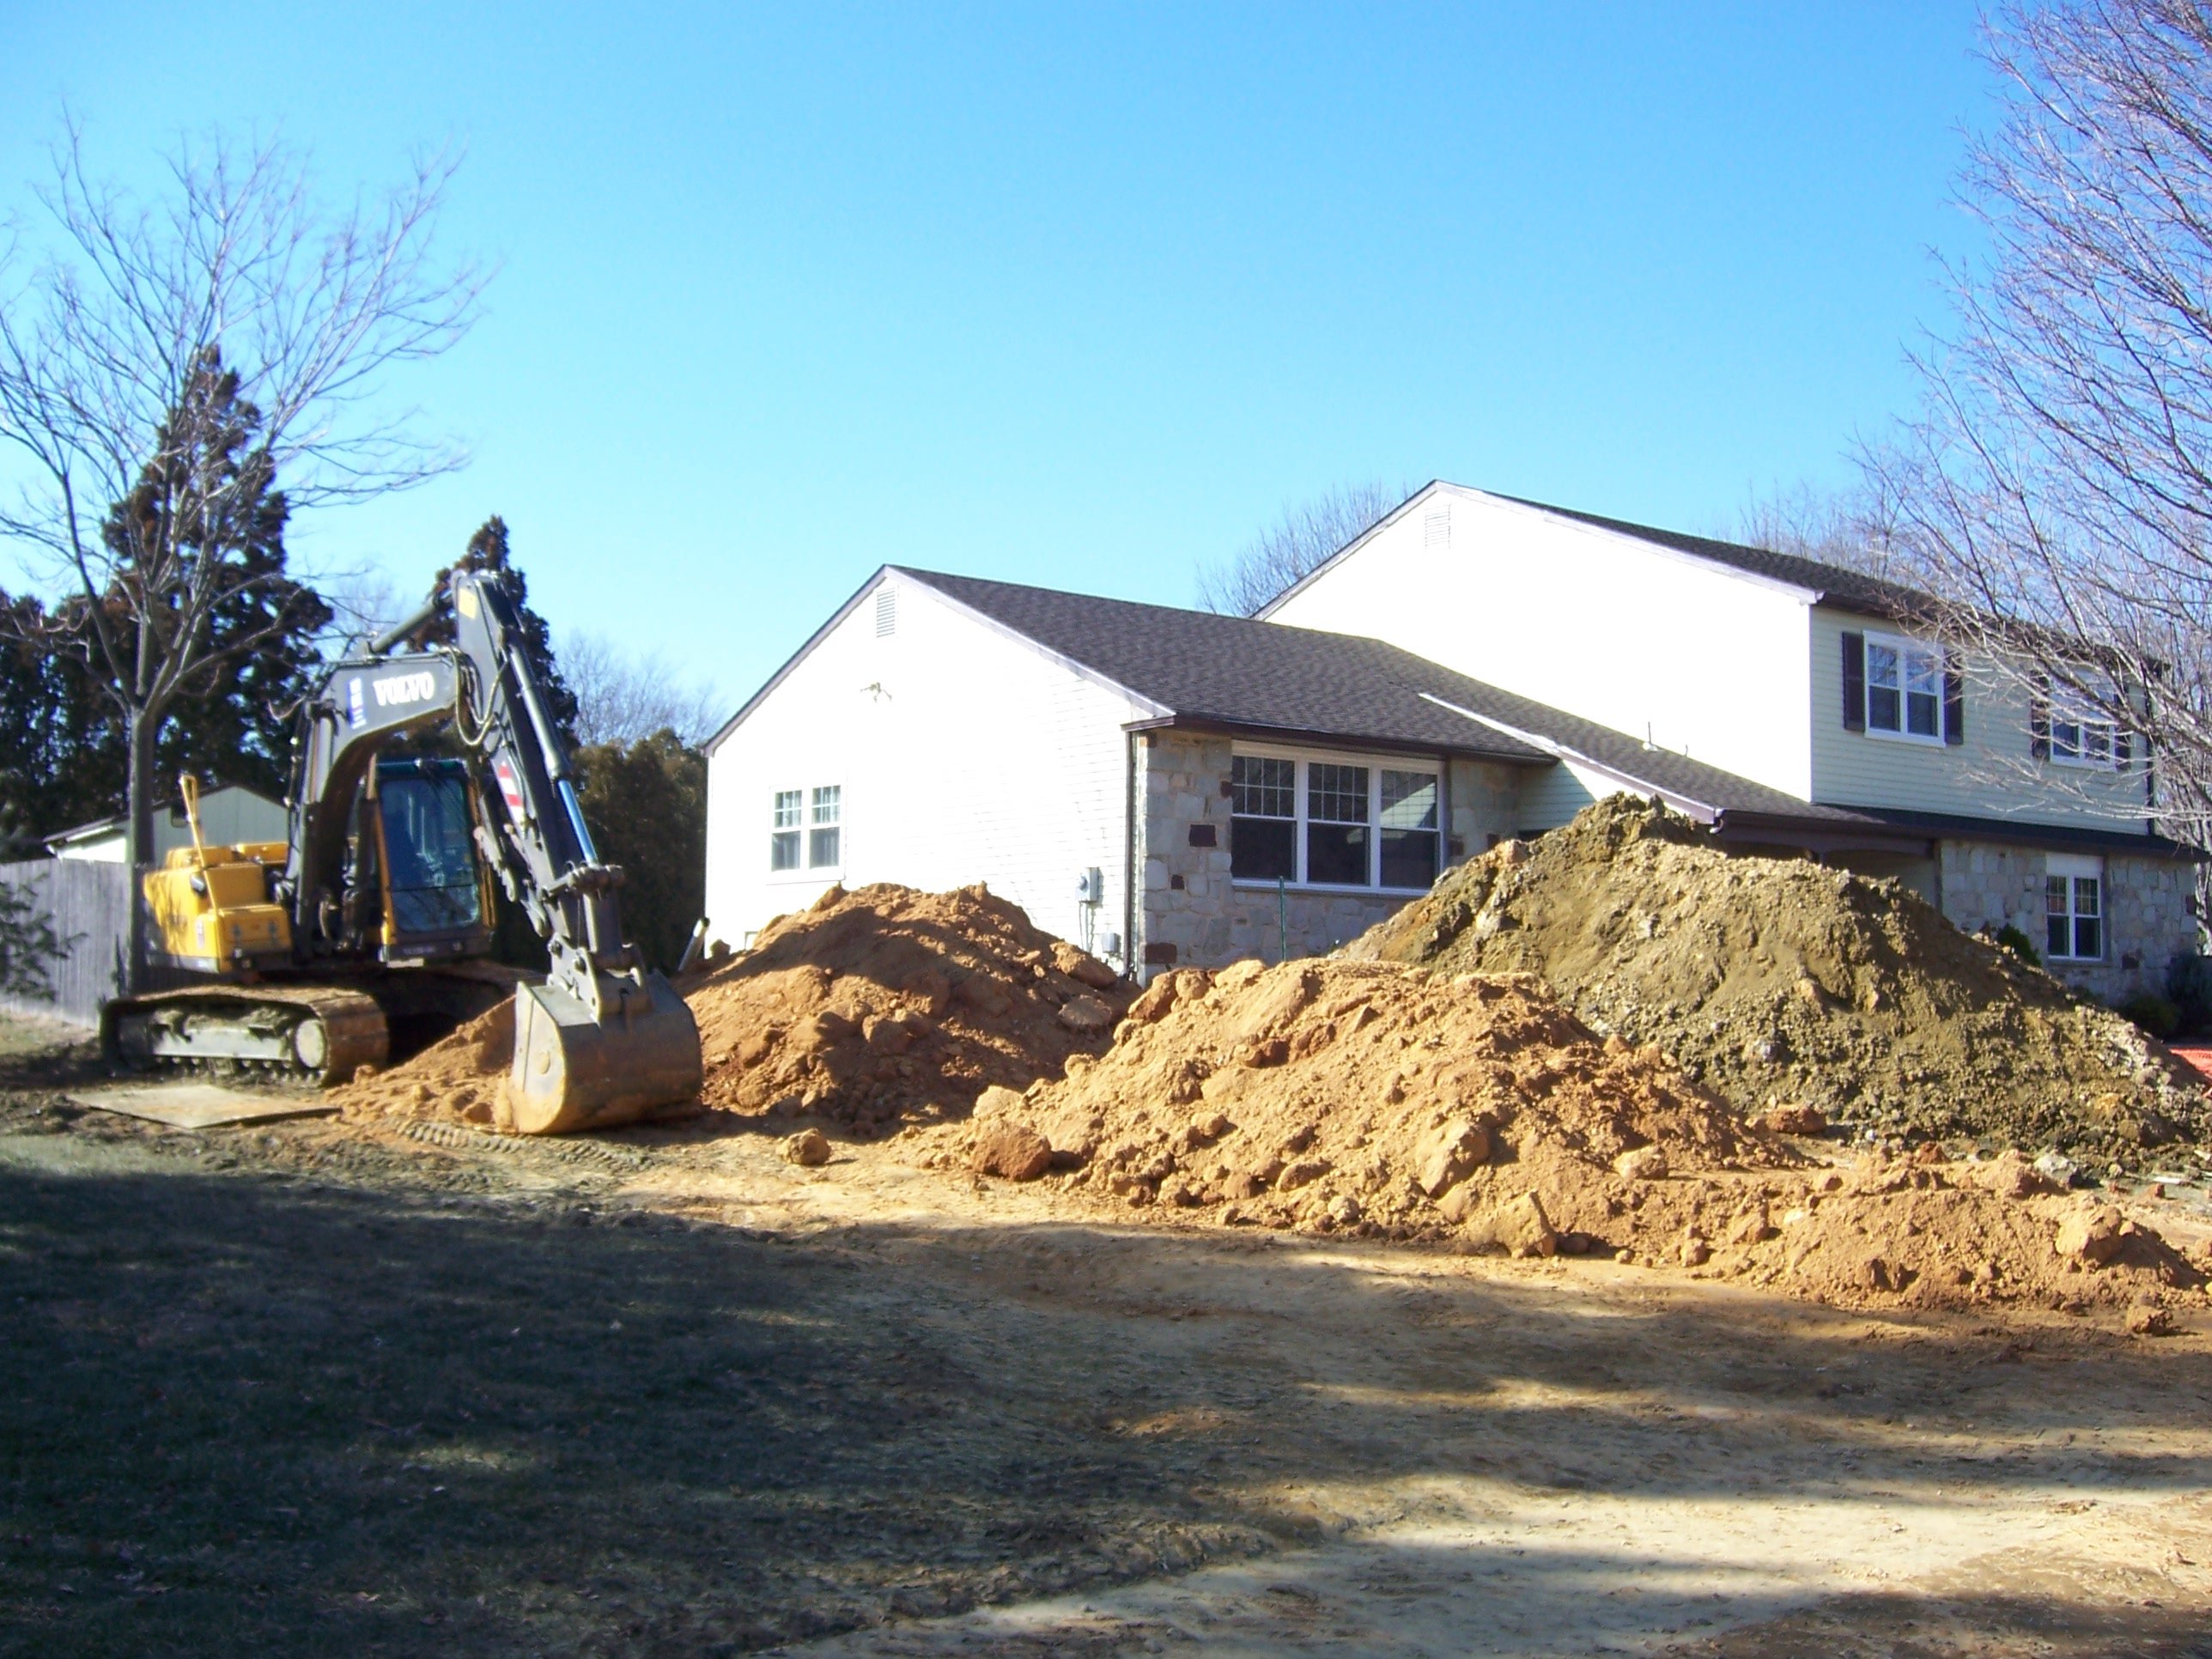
1305 763 1371 886
1866 634 1943 740
2045 872 2102 960
1230 755 1296 882
809 785 842 868
769 789 803 871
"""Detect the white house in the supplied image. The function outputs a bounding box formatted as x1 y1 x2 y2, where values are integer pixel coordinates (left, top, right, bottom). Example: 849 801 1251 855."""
1262 483 2197 998
705 486 2200 1000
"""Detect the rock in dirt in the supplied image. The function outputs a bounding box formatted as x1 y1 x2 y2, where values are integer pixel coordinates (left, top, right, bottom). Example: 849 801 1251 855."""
684 884 1134 1139
1976 1149 2057 1200
781 1128 832 1167
1613 1145 1669 1182
1419 1119 1492 1197
1051 942 1121 990
970 1123 1053 1182
1475 1192 1557 1258
2126 1303 2175 1337
1056 994 1116 1033
1346 795 2209 1166
1756 1103 1827 1136
2054 1204 2127 1266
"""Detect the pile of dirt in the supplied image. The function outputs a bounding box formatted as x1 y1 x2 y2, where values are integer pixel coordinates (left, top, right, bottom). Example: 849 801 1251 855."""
1346 795 2209 1166
929 958 2204 1314
332 998 517 1128
688 882 1133 1136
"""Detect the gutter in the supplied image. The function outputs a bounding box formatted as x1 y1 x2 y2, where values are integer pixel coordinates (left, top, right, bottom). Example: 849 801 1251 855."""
1123 730 1139 985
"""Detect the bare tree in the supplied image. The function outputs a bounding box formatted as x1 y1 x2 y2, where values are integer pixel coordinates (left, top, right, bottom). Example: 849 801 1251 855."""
1719 477 1913 583
562 630 726 750
1864 1 2212 840
0 125 486 983
1198 480 1408 616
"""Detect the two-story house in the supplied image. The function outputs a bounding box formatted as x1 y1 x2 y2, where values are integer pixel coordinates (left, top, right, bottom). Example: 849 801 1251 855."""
703 483 2199 1000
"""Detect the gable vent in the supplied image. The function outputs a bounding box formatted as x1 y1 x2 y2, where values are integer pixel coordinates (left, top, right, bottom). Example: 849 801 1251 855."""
874 586 897 637
1423 507 1452 549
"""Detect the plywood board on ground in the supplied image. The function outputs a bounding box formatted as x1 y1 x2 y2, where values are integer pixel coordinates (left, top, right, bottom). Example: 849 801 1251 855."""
69 1083 336 1129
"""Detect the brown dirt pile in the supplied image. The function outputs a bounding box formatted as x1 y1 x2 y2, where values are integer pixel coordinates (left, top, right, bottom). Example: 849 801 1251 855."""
688 882 1133 1136
331 998 517 1129
1346 795 2209 1165
930 957 2204 1314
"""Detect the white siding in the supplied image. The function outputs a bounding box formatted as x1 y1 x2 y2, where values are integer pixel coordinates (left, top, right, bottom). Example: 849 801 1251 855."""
704 575 1150 956
1267 488 1816 798
1807 605 2154 831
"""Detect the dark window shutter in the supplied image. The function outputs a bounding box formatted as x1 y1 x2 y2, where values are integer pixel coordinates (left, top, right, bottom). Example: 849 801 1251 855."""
2030 677 2051 760
1840 632 1866 732
1942 665 1965 745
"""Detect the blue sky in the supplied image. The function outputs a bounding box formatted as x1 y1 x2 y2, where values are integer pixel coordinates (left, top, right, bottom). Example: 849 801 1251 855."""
2 3 1988 710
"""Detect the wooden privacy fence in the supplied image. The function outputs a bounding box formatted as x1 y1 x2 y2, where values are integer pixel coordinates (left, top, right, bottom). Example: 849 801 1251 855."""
0 858 131 1028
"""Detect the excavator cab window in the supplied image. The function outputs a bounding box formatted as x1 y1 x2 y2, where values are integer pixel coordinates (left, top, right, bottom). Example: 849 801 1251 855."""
374 757 485 939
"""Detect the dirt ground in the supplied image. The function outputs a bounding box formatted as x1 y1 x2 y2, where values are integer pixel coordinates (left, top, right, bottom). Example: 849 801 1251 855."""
4 1018 2211 1657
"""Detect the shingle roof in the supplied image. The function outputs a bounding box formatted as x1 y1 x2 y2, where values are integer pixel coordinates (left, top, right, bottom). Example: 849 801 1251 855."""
1401 677 1862 823
710 562 2190 862
898 568 1550 762
1492 494 1937 625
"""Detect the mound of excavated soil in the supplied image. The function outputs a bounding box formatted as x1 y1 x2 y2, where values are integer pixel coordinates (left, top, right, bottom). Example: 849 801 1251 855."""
333 998 517 1129
1346 795 2209 1166
931 958 2203 1314
688 882 1133 1136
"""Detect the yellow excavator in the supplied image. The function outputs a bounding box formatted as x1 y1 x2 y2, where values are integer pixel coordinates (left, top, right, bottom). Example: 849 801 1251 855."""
101 559 702 1133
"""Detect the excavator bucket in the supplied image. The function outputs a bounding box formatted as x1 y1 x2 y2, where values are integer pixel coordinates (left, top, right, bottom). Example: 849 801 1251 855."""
508 972 702 1134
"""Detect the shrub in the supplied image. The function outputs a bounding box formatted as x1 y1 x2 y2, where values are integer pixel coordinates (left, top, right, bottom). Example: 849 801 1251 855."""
1994 923 2040 966
2119 991 2181 1040
2166 951 2212 1036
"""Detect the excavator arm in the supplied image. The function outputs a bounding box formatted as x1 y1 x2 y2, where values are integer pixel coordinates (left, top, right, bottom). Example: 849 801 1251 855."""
289 563 702 1131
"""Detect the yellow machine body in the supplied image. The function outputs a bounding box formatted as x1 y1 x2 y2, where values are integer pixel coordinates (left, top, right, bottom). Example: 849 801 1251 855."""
143 841 295 975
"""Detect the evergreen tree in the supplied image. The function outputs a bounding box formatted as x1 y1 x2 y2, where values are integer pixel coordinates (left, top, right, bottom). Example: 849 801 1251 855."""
428 516 580 750
95 367 331 805
0 358 331 852
572 728 707 973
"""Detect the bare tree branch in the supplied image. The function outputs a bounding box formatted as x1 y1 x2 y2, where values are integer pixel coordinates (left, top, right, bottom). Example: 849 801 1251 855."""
1197 480 1410 616
562 630 726 750
0 121 486 985
1863 0 2212 843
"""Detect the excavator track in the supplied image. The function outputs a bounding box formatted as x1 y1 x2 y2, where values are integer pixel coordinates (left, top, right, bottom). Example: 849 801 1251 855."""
103 984 390 1087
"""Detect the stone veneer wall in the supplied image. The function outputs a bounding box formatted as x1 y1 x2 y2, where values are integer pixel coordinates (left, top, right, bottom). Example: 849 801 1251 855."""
1936 841 2198 1002
1133 731 1525 976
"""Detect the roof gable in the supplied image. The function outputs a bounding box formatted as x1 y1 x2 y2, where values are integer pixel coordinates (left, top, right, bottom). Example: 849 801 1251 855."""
1257 480 1937 626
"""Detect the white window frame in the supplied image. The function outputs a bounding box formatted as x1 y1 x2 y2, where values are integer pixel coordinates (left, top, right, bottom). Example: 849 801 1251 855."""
808 784 842 871
2048 709 2118 769
767 783 843 880
2034 699 2123 778
1863 630 1946 746
1227 744 1443 894
2044 852 2104 961
769 788 804 874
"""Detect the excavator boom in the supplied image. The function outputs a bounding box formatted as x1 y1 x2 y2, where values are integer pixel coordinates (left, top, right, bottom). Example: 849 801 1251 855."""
106 553 702 1133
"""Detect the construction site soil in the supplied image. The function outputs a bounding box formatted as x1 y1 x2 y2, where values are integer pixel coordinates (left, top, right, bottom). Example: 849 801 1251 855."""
333 882 1133 1139
1349 795 2212 1165
329 848 2212 1321
927 957 2208 1316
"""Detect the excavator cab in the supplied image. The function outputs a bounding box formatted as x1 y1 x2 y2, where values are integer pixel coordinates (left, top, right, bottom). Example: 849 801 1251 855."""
368 757 496 963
